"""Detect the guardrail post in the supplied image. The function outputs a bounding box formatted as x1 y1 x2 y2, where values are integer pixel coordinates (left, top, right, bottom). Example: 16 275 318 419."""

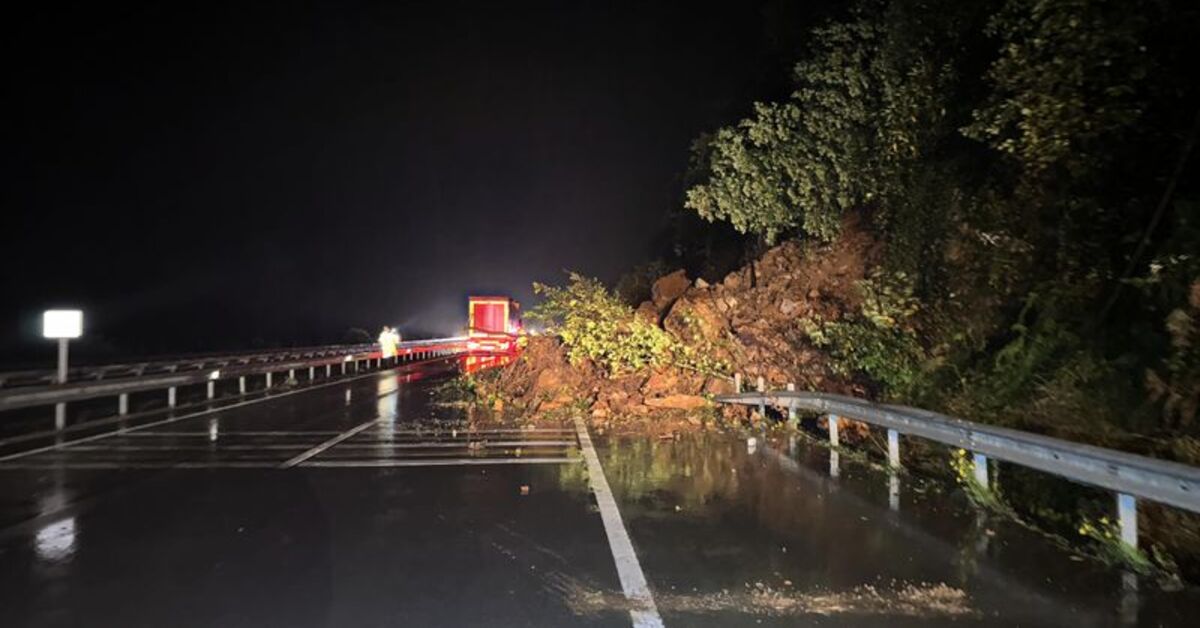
1118 493 1138 550
55 403 66 430
288 369 295 381
266 372 273 388
239 377 247 394
118 393 129 415
168 387 177 408
756 376 765 419
973 453 989 490
326 364 332 377
887 429 901 468
786 383 798 429
828 414 840 447
734 373 742 393
206 380 215 400
309 366 315 380
887 429 901 511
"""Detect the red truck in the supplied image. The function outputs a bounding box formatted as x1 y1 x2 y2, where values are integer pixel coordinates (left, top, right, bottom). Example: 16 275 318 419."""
466 296 521 354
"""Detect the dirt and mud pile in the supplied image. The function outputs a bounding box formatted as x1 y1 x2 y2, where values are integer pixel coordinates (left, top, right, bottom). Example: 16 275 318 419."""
659 217 878 395
476 334 732 432
478 218 879 428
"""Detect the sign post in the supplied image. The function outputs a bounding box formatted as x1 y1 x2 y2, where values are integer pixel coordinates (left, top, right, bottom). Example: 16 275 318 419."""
43 310 83 430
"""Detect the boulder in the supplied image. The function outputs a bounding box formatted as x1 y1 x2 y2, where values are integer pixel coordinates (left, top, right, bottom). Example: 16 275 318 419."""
663 294 725 344
651 269 690 310
702 377 736 396
724 270 743 290
635 300 659 323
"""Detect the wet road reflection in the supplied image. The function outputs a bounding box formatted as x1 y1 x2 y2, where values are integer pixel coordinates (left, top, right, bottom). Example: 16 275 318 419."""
586 432 1200 626
34 517 75 562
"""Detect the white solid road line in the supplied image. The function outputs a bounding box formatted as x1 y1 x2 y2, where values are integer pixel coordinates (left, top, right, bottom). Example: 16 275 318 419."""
572 416 664 628
280 420 379 468
130 430 343 437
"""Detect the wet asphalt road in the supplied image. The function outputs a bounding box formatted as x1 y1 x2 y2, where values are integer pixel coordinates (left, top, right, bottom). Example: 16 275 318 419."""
0 365 625 627
1 361 1198 626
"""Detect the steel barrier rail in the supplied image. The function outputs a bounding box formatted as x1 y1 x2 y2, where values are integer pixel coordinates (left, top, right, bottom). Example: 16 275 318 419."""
0 336 470 414
0 338 468 389
0 343 375 388
0 353 370 411
717 389 1200 549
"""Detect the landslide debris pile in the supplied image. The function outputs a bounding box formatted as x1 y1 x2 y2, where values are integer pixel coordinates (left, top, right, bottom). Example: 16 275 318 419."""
476 219 880 427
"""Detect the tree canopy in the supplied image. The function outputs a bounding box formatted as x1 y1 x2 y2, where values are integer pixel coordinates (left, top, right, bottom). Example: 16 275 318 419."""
685 0 1200 433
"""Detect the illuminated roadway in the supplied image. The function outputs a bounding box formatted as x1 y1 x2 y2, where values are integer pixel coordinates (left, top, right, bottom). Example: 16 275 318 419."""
1 359 1197 626
0 360 636 627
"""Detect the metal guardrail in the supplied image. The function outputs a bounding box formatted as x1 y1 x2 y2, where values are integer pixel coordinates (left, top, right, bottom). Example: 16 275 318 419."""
0 338 468 389
717 389 1200 549
0 337 470 415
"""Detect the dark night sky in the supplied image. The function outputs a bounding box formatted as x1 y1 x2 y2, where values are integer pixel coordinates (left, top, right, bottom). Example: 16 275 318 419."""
3 1 811 364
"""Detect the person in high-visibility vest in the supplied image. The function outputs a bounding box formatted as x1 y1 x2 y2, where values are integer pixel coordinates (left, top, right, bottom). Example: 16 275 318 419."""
390 327 402 364
378 326 399 366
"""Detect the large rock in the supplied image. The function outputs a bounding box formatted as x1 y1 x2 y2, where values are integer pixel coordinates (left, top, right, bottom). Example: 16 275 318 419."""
645 394 709 410
663 293 725 344
634 300 659 323
651 269 690 310
702 377 736 396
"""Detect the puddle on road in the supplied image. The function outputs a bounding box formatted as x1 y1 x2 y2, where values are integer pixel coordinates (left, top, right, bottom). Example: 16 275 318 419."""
558 431 1200 626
